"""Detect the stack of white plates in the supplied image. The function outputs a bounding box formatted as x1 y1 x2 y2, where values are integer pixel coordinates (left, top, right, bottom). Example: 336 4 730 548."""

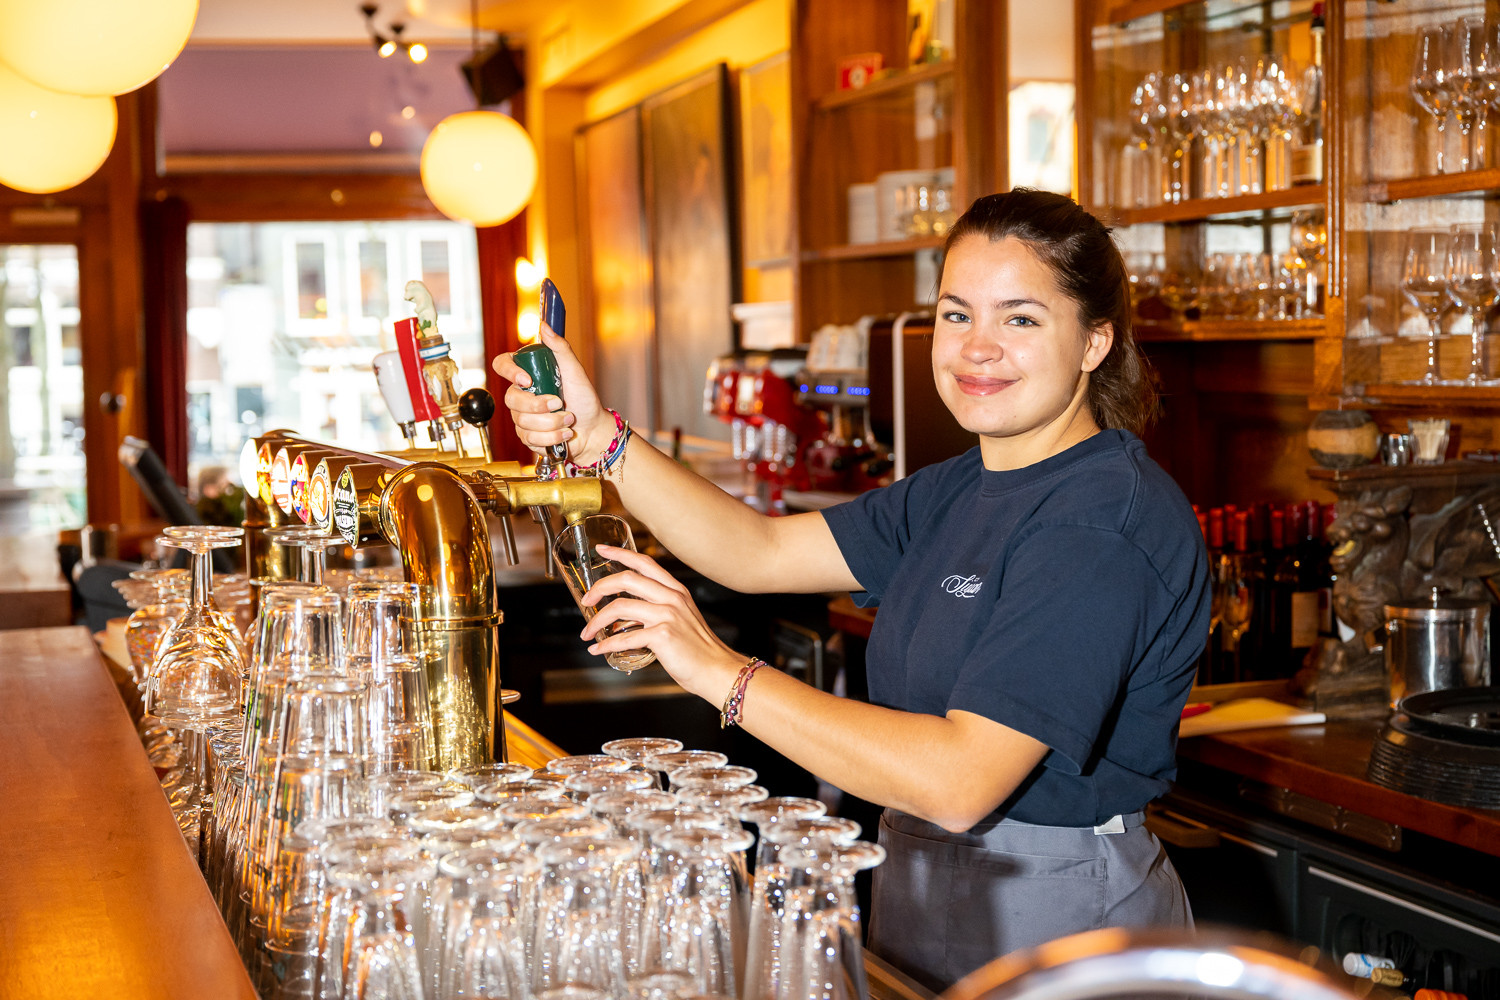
847 182 878 244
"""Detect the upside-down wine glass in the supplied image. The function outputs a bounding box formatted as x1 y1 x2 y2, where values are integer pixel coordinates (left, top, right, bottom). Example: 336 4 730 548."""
148 525 249 850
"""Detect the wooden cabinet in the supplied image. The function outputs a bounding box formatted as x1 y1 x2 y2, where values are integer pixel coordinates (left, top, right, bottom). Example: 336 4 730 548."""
1079 0 1500 502
788 0 1007 338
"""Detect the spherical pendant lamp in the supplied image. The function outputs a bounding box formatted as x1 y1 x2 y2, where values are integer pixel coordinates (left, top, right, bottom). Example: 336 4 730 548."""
0 62 116 194
0 0 199 97
420 110 537 228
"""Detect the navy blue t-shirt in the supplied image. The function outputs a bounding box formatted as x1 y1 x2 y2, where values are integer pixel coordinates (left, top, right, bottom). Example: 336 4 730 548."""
821 429 1210 827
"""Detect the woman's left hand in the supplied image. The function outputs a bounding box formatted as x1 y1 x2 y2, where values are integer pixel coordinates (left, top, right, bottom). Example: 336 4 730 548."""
579 545 742 701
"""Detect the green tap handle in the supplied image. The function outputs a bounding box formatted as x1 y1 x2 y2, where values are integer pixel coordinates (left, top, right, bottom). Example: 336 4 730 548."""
515 343 562 399
514 342 569 469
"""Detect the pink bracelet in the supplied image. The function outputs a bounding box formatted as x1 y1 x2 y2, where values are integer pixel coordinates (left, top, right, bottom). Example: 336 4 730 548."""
565 409 630 479
720 657 767 729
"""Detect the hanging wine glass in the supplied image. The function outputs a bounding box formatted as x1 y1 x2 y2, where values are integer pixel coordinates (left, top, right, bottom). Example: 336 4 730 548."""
1452 17 1489 171
1163 71 1195 203
1412 25 1456 174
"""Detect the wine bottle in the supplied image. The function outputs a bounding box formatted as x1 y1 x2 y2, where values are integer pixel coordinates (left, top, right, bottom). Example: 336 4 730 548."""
1263 506 1293 679
1292 3 1326 185
1223 510 1264 682
1206 508 1227 684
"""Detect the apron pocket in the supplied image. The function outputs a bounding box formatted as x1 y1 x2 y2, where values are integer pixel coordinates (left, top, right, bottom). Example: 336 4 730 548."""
873 811 1109 991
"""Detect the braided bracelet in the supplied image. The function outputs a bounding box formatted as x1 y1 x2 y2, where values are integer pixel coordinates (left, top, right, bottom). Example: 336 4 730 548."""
565 409 631 480
719 657 767 729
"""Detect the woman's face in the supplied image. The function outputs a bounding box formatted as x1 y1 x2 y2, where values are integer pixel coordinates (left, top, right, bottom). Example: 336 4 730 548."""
932 234 1113 469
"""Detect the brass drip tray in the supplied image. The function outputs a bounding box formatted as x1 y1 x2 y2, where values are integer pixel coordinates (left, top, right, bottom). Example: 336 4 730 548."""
542 666 690 705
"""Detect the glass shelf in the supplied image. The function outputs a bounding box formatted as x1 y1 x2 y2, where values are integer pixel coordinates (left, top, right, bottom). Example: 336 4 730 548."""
1361 168 1500 205
1109 185 1325 227
1136 316 1324 342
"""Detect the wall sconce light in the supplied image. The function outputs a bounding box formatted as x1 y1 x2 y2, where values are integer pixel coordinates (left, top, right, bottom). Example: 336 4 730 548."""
515 257 541 291
517 307 541 344
0 0 198 97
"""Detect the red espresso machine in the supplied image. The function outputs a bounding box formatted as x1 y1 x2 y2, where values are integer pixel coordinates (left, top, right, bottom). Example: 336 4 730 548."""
704 349 824 513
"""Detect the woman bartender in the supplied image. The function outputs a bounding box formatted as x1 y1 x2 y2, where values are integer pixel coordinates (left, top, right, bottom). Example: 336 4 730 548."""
493 189 1211 992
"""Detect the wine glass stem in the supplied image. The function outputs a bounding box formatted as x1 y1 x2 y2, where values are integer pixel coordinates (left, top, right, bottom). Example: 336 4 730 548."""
1427 315 1443 382
1472 307 1488 381
1437 119 1447 173
191 548 214 612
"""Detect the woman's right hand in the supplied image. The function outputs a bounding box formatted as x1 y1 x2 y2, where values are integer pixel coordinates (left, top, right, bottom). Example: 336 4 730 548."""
491 324 615 462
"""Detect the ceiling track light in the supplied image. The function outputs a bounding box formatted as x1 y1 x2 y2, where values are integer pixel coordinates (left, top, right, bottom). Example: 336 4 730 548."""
359 5 423 63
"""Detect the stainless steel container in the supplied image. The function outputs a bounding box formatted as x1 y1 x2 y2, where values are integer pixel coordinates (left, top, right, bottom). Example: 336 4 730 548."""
1384 593 1492 705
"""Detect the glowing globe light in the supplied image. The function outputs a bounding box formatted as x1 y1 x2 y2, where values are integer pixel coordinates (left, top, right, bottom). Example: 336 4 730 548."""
0 0 199 97
420 111 537 228
0 62 116 193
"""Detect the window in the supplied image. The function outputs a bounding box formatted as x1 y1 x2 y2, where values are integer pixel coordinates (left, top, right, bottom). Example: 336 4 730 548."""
184 220 482 491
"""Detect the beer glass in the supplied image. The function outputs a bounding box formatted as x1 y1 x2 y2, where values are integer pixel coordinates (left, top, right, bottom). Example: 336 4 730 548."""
553 514 658 672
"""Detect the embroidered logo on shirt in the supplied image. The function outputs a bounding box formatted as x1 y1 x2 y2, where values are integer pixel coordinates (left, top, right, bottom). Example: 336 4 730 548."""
940 574 983 598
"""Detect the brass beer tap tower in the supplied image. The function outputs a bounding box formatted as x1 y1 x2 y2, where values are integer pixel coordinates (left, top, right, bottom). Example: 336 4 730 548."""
237 283 600 769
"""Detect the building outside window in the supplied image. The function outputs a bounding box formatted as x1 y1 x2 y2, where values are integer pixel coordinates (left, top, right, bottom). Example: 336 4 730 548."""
185 219 484 493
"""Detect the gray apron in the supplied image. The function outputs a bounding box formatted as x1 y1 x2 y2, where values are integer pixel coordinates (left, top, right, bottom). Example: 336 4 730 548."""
866 807 1193 993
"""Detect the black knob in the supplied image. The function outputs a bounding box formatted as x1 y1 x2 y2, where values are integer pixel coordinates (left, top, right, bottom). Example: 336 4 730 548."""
459 387 496 428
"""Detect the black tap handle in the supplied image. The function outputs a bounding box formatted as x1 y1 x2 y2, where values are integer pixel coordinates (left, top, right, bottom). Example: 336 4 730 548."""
459 387 496 428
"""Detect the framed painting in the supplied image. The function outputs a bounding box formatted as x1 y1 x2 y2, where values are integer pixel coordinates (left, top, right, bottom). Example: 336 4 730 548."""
738 52 791 268
640 63 738 445
575 106 655 437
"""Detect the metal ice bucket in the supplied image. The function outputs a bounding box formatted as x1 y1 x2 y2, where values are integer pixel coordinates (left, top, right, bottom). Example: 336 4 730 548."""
1384 593 1491 706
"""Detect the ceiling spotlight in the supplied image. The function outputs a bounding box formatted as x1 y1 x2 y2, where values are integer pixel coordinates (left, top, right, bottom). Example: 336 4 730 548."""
378 37 397 58
408 42 428 64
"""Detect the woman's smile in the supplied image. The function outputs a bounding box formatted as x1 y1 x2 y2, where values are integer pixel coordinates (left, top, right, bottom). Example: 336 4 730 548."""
953 373 1017 396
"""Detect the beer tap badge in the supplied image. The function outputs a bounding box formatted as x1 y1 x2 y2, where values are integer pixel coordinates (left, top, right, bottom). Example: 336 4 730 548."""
332 467 361 546
307 466 332 529
270 449 293 513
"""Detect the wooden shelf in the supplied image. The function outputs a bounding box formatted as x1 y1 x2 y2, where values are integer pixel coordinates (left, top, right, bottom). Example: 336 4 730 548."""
1344 381 1500 406
1361 167 1500 205
1107 185 1325 226
802 236 945 262
1101 0 1195 26
1137 316 1324 342
814 61 954 112
1306 458 1500 484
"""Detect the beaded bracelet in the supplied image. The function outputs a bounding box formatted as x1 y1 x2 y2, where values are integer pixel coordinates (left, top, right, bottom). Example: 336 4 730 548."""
565 409 631 481
719 656 767 729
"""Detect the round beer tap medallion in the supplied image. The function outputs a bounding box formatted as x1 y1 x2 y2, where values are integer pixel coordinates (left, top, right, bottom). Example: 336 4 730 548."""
307 467 332 530
289 454 312 522
332 468 360 546
270 448 293 513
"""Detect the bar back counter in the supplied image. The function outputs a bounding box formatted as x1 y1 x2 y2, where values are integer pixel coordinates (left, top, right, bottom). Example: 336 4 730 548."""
0 623 932 1000
0 626 258 1000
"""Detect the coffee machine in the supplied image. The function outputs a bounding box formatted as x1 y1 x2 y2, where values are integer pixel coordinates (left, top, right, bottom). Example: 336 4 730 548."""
704 349 824 513
794 321 893 493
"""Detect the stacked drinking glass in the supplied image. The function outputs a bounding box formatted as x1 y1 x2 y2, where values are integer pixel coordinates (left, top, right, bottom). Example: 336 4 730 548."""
129 526 883 1000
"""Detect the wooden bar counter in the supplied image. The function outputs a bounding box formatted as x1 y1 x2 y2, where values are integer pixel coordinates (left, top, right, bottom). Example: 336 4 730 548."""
0 626 257 1000
1177 720 1500 858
